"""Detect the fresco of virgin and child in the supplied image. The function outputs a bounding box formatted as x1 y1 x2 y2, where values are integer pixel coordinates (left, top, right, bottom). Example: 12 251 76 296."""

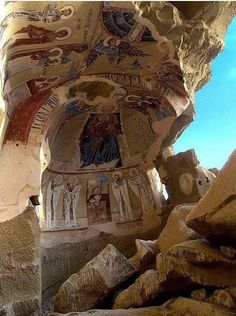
79 113 122 169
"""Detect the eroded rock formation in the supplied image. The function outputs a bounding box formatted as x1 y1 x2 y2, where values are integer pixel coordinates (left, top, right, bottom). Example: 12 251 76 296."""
53 150 236 314
0 1 235 315
186 150 236 242
155 149 216 207
111 151 236 312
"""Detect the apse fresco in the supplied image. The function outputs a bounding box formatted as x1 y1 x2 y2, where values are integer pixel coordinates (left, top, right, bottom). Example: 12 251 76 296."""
64 99 89 115
79 113 122 169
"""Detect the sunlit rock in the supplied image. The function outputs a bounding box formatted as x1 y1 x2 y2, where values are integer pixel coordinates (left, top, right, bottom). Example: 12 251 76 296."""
156 204 199 253
54 244 137 313
155 149 216 207
186 150 236 242
113 270 159 309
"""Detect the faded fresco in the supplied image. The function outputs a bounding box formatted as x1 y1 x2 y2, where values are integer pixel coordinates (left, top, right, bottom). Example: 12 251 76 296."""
41 164 158 231
128 168 156 213
79 113 122 169
111 171 133 222
87 178 111 225
45 175 63 229
1 1 191 144
63 176 81 227
1 1 192 234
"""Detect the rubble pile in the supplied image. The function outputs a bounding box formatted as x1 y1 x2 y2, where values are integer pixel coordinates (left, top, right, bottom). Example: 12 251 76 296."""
51 151 236 315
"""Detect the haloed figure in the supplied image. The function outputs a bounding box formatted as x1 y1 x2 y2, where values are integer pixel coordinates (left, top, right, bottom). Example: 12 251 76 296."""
111 172 133 222
46 175 64 229
4 25 71 49
2 4 75 25
63 176 81 227
128 168 155 213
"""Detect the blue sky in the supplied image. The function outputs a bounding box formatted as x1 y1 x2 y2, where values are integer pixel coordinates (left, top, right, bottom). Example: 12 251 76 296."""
174 17 236 169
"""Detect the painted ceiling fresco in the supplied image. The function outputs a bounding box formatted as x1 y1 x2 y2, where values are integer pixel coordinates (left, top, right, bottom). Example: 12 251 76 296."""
0 1 192 165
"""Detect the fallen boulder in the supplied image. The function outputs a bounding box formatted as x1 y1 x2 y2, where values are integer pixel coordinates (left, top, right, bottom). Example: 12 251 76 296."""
129 239 157 271
157 253 236 288
186 150 236 242
167 239 232 264
208 288 236 309
113 270 160 309
49 305 174 316
50 297 236 316
54 244 137 313
156 204 199 253
155 149 216 206
165 296 236 316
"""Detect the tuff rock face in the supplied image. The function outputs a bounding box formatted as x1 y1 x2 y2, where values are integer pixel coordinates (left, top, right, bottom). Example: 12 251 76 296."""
54 150 236 314
112 151 236 311
54 244 137 313
156 203 200 253
113 269 160 309
186 150 236 242
155 149 216 207
0 1 235 315
0 207 41 316
128 239 158 271
49 297 236 316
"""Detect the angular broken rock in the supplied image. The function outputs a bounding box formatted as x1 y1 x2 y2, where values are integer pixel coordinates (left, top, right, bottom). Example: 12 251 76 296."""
156 204 199 253
50 297 236 316
208 288 236 309
191 288 207 300
167 239 232 264
113 269 160 309
155 149 216 206
54 244 137 313
186 150 236 242
129 239 157 271
156 253 236 288
49 305 175 316
165 296 236 316
220 246 236 259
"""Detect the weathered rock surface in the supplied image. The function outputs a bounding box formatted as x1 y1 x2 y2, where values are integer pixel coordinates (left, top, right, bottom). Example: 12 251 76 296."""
42 228 156 300
50 296 236 316
155 149 215 206
54 244 137 313
186 150 236 242
165 296 236 316
138 2 236 98
50 306 174 316
167 239 232 264
209 167 220 176
191 288 207 300
129 239 157 271
208 288 236 309
0 206 41 316
156 204 199 253
192 287 236 310
157 253 236 288
113 270 159 309
220 246 236 259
